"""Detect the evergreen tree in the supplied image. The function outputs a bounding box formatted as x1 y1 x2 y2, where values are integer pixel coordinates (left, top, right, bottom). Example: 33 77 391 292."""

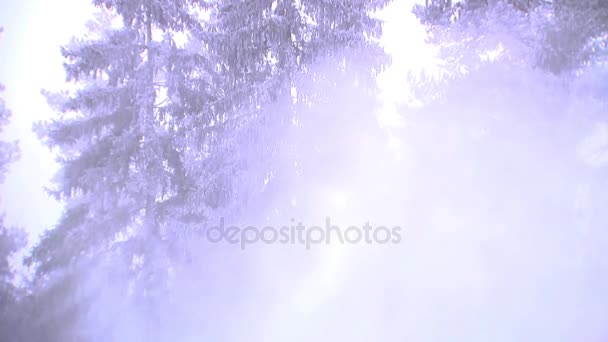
28 2 218 340
541 0 608 72
32 0 215 277
413 0 608 73
198 0 391 214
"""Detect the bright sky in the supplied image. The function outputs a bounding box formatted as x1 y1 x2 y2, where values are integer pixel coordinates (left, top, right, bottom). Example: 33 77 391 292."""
0 0 434 245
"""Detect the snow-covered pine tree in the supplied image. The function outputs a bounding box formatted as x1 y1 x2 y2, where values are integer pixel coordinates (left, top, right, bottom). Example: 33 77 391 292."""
29 0 218 320
190 0 391 212
206 0 389 118
413 0 608 73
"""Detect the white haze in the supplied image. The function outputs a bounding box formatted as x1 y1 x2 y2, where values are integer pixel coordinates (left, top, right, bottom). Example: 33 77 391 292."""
10 0 608 341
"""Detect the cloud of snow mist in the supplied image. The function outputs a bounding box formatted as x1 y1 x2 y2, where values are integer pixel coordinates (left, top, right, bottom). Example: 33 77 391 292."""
77 2 608 341
76 43 406 341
